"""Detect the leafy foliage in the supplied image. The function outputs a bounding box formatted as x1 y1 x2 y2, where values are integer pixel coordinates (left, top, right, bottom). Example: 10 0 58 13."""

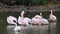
0 0 59 6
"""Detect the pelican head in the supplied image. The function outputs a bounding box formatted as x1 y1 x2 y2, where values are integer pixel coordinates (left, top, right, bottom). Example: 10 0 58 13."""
21 11 24 14
21 11 25 17
40 13 43 18
40 13 42 16
51 10 53 15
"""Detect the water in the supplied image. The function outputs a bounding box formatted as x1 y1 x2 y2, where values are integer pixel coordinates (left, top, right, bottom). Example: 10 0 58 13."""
0 11 60 34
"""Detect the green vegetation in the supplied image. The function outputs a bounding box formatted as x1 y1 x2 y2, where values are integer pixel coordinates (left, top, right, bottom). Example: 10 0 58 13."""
0 0 60 6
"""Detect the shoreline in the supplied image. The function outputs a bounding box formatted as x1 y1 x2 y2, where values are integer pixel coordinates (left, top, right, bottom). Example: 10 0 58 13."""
0 4 60 12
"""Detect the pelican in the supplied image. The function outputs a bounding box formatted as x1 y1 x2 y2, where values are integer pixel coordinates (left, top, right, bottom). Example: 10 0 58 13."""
18 11 29 26
31 17 41 25
31 14 42 25
49 10 57 22
34 15 42 19
14 23 21 32
24 17 31 24
7 16 17 24
40 13 49 25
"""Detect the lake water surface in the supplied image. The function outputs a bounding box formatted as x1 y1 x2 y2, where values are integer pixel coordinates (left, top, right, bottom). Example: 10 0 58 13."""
0 11 60 34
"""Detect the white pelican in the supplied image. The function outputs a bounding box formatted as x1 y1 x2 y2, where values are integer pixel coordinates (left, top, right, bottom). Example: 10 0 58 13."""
14 23 21 32
31 17 41 25
40 13 49 25
34 15 42 19
49 10 57 22
18 11 29 26
24 17 31 24
7 16 17 24
31 14 42 25
31 13 42 25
